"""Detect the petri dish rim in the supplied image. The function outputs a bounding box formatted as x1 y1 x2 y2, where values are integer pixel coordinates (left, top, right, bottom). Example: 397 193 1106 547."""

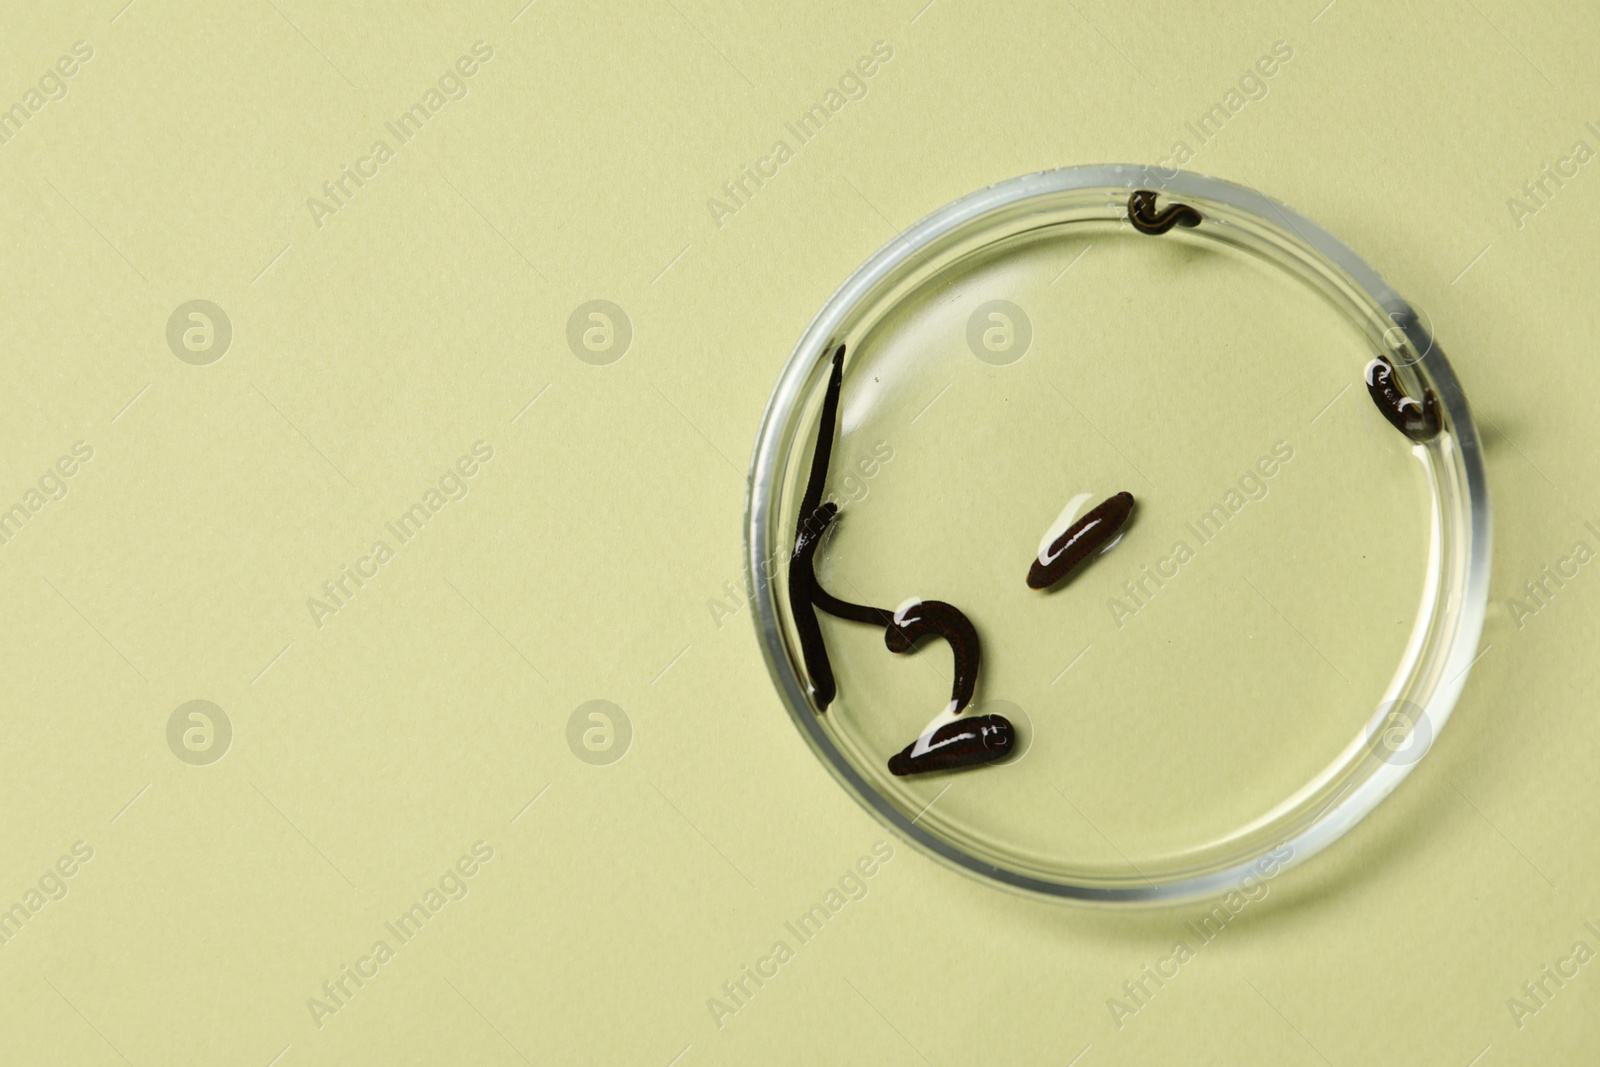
745 164 1491 906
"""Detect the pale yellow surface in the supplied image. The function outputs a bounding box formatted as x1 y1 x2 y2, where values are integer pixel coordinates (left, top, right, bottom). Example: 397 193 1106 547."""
1 1 1597 1064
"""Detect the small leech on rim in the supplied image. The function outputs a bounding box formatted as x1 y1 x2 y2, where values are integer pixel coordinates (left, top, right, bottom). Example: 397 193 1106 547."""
1128 189 1203 235
1365 354 1442 441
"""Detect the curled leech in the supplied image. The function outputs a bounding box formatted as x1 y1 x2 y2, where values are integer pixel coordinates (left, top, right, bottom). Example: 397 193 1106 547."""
885 599 1014 777
1365 354 1441 441
1128 189 1203 235
1028 491 1136 590
882 599 981 706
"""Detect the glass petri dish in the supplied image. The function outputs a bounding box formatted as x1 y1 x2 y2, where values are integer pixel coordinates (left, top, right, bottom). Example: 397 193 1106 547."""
746 165 1490 905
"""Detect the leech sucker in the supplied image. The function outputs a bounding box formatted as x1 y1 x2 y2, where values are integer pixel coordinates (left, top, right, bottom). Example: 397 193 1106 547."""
887 714 1015 776
1128 189 1203 235
1028 491 1136 590
1365 354 1441 441
882 599 981 718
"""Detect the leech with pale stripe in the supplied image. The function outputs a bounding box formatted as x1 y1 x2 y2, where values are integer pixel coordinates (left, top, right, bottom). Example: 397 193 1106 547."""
1028 491 1136 591
882 598 1003 777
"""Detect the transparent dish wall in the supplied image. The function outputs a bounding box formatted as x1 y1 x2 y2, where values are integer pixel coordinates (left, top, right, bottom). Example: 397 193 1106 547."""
747 166 1490 904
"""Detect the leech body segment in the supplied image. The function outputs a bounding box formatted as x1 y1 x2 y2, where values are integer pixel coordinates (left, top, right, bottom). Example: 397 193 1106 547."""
1028 491 1136 590
1128 189 1203 235
1365 355 1441 441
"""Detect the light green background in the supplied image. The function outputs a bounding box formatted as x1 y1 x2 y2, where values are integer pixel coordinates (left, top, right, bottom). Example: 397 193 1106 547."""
1 1 1597 1064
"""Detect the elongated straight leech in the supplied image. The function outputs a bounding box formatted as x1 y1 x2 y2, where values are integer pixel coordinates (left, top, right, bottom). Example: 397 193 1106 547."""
789 346 903 708
1028 491 1136 590
788 346 850 708
1365 354 1441 441
1128 189 1203 235
797 345 846 523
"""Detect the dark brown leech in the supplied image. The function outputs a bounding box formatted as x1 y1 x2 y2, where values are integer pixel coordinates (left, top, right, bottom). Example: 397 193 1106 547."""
1365 355 1441 441
1027 491 1136 590
882 599 982 715
788 346 850 708
888 715 1015 776
1128 189 1203 235
797 345 846 522
881 599 1013 776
